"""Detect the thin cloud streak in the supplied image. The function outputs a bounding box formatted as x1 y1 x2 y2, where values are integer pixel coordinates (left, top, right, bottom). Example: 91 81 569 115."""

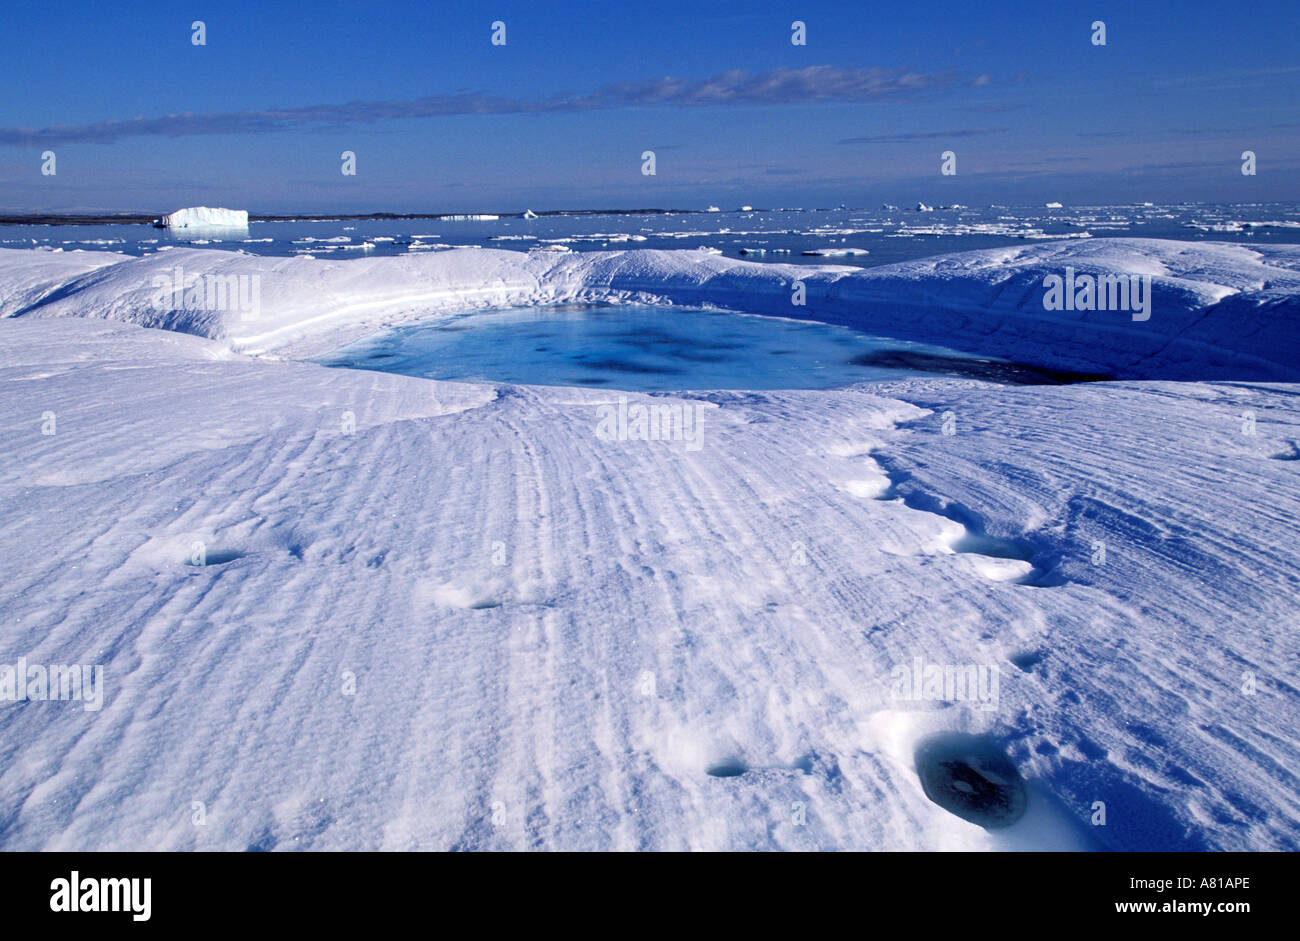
0 66 983 147
837 127 1009 145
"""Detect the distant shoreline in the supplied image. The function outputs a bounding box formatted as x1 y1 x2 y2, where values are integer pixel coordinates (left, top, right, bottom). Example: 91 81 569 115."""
2 202 1293 228
0 208 740 227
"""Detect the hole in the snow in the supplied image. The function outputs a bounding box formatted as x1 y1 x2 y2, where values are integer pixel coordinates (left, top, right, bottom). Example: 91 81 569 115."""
707 759 749 778
949 531 1034 562
914 733 1028 829
1009 650 1043 672
186 549 243 567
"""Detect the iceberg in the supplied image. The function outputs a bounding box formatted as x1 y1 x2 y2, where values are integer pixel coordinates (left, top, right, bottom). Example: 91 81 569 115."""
155 206 249 230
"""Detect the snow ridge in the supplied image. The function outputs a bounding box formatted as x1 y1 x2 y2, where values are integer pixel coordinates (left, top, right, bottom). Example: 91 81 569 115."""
2 238 1297 379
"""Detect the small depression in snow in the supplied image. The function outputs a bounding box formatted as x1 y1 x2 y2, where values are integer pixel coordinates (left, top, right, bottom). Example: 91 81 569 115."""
317 304 1082 392
914 733 1029 829
185 548 243 567
706 759 750 778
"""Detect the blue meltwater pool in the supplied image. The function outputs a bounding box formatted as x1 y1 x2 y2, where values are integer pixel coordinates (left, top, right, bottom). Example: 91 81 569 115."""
316 303 1082 391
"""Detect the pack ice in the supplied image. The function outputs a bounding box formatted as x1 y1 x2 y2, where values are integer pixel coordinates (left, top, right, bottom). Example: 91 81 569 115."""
0 238 1297 851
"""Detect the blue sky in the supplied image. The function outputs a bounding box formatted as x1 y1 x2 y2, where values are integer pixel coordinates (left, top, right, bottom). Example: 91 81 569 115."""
1 0 1296 212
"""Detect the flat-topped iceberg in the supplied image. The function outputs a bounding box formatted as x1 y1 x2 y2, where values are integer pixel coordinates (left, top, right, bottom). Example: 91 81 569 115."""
156 206 249 229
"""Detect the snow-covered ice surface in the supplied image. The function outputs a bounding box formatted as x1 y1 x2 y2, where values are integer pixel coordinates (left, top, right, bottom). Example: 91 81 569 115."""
0 238 1297 850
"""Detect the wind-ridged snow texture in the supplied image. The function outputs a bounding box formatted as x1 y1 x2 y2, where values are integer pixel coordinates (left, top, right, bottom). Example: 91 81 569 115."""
0 240 1297 850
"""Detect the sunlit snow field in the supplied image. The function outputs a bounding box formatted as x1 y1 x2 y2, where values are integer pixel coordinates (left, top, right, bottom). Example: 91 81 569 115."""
0 232 1297 852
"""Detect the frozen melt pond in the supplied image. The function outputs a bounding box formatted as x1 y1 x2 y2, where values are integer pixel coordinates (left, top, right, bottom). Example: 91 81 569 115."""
317 303 1096 391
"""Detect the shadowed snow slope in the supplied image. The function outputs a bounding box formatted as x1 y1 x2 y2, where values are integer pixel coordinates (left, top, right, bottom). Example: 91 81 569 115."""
0 242 1297 850
3 239 1298 378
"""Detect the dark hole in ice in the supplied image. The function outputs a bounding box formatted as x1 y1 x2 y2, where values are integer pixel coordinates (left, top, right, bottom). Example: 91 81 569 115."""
186 549 242 567
706 759 749 778
914 733 1028 828
1009 650 1043 672
949 531 1034 562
